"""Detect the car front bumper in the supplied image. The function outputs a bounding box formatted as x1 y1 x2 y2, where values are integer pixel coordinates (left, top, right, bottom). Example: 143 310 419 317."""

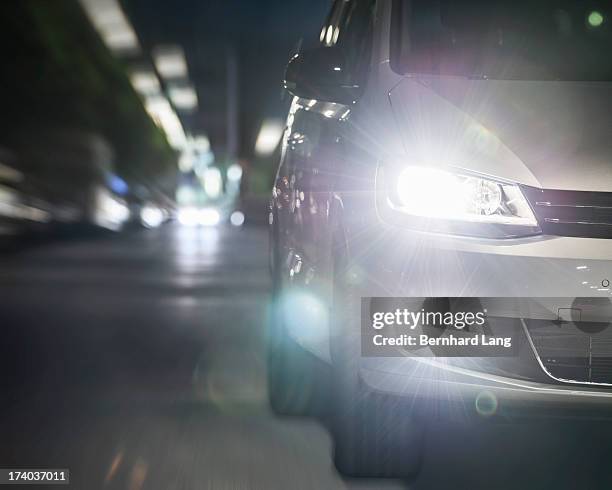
344 217 612 413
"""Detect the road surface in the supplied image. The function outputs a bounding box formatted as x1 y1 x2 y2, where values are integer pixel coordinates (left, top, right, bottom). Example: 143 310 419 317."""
0 224 405 489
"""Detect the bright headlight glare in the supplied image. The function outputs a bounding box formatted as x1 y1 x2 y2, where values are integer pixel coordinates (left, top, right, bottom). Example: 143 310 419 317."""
393 166 537 227
178 207 199 227
198 208 220 226
96 189 130 227
141 205 164 228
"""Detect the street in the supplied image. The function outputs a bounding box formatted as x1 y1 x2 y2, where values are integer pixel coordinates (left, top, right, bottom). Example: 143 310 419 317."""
0 224 405 489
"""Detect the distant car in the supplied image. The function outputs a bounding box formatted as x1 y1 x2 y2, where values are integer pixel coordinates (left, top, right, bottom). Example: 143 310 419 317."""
268 0 612 479
0 147 51 238
17 130 130 231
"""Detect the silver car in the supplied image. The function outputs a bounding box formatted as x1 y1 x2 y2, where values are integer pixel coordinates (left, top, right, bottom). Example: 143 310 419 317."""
269 0 612 479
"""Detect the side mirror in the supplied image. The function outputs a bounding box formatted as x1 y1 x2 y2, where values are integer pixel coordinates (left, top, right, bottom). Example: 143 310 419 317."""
283 47 360 105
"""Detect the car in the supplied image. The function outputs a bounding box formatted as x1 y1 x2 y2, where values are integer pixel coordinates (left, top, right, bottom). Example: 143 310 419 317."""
16 129 130 232
268 0 612 479
0 147 52 239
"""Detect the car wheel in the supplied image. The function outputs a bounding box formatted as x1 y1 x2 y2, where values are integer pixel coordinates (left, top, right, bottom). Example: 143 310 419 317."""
330 233 424 478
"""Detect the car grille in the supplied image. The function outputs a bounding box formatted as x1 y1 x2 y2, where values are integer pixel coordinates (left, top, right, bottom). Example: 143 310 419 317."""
527 321 612 385
521 186 612 239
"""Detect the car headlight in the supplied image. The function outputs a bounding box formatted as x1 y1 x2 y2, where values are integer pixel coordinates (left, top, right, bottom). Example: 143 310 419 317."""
140 205 164 228
378 165 540 239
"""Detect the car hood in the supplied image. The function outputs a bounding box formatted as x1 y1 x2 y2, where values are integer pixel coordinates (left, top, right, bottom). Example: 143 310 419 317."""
389 78 612 192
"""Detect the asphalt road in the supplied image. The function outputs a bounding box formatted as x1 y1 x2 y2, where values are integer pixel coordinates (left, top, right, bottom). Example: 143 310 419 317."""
0 224 406 490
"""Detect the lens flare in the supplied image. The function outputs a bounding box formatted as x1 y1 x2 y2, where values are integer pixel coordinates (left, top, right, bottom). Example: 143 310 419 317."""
475 390 498 417
588 10 604 27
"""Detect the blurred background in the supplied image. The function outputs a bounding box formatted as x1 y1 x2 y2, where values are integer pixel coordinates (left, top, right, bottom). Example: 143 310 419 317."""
0 0 330 237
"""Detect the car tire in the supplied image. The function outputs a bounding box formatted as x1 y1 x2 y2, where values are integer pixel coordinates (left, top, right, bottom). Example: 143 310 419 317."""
330 232 423 478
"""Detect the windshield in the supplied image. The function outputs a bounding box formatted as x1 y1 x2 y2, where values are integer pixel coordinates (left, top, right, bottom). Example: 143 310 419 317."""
391 0 612 80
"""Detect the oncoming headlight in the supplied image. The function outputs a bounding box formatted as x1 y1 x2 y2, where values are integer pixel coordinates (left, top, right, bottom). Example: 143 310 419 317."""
378 165 540 239
140 205 164 228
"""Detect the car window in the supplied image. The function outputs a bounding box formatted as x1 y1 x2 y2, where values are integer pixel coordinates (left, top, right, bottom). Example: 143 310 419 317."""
320 0 376 84
391 0 612 81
